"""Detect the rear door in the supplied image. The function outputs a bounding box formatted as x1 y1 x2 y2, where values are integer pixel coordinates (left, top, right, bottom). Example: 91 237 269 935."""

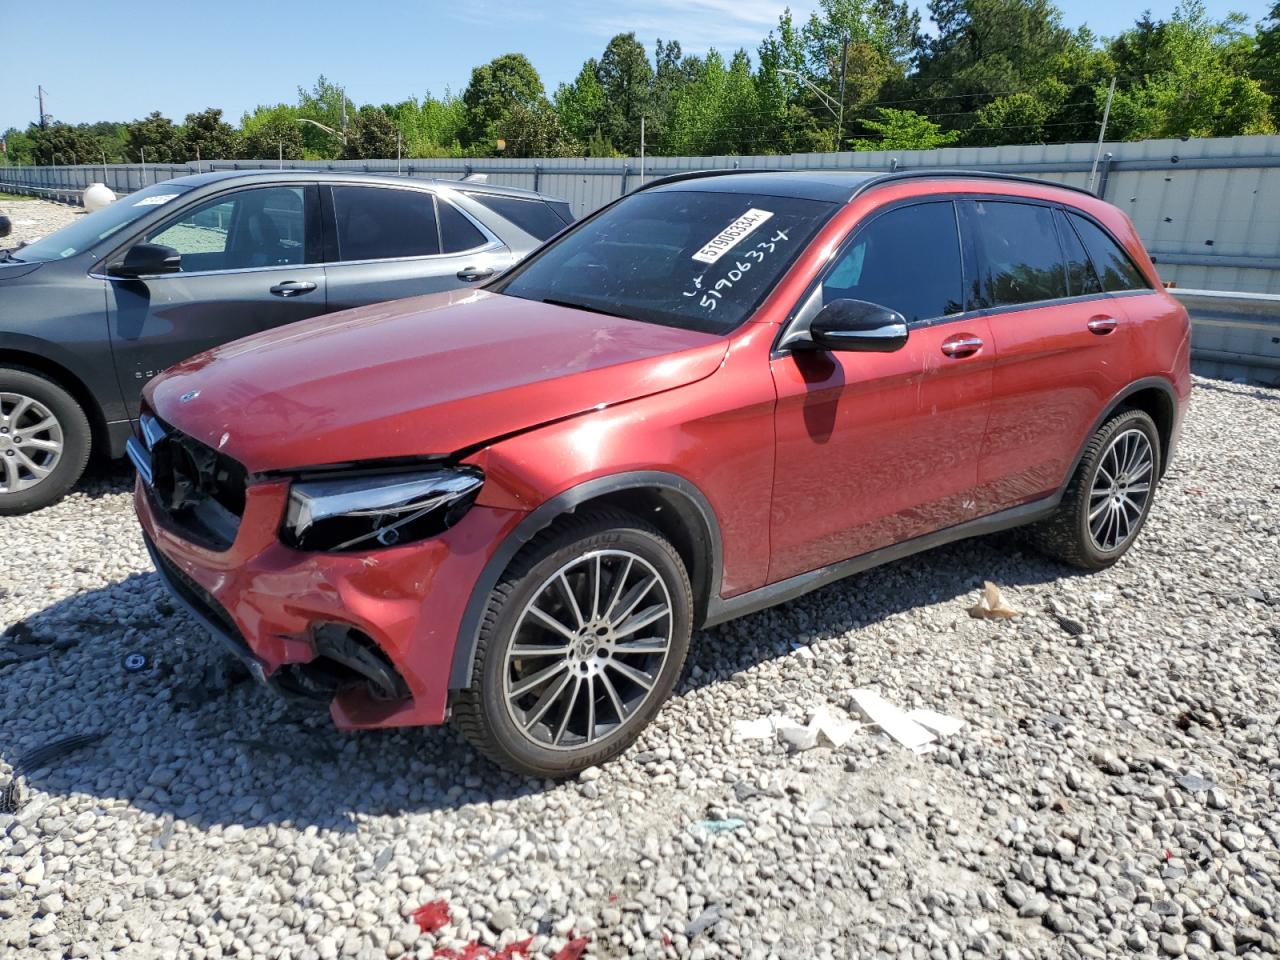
768 200 996 581
106 183 326 417
321 184 513 311
961 199 1135 511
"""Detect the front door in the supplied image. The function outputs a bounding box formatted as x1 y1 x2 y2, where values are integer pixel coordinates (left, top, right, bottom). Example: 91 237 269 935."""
768 200 995 583
322 184 512 312
106 183 326 416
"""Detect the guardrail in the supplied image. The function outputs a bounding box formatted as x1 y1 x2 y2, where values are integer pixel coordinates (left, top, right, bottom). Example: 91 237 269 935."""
1173 289 1280 383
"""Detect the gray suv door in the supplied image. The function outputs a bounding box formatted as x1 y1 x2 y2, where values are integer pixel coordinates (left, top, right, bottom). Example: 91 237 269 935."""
106 183 327 416
321 183 513 311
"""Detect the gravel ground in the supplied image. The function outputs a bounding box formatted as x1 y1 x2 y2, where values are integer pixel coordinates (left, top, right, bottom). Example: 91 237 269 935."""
2 340 1279 954
0 196 83 246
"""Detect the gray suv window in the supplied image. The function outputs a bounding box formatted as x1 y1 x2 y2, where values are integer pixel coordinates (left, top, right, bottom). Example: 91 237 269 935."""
465 192 565 240
147 186 309 272
438 199 488 253
333 186 440 261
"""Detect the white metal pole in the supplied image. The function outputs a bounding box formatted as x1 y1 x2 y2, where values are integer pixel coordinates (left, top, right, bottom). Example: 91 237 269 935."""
397 130 402 174
1088 76 1117 194
640 117 645 180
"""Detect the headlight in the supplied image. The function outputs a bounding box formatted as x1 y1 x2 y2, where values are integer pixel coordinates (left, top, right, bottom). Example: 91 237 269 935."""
282 467 483 552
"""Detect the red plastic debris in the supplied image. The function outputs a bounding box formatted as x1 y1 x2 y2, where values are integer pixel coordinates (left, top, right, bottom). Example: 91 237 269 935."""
553 936 590 960
412 899 451 933
1165 848 1174 861
495 937 534 959
424 935 536 960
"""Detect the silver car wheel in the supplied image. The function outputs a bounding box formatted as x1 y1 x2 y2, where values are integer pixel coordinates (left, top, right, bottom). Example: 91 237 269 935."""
1087 428 1154 552
0 392 64 494
503 549 674 751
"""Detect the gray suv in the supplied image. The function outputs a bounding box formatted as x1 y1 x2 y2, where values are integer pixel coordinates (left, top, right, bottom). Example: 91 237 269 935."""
0 170 572 513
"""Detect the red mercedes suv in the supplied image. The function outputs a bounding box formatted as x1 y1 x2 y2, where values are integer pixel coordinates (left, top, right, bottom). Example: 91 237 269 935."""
131 170 1190 776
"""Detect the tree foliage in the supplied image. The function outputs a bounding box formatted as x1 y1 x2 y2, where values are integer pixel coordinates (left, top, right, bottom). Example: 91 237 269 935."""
5 1 1277 168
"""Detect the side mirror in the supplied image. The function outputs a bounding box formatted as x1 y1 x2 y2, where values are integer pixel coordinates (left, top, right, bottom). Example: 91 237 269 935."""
796 298 909 353
0 213 11 240
109 243 181 279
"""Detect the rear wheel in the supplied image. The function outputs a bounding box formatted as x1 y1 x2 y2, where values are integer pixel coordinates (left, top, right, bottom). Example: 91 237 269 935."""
0 368 91 515
1031 408 1161 569
452 510 692 778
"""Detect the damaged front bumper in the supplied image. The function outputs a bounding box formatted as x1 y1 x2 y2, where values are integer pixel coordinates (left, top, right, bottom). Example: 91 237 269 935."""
135 476 524 729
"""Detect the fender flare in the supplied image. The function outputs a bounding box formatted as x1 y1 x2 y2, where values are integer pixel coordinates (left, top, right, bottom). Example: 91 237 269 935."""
1059 376 1178 494
447 471 723 691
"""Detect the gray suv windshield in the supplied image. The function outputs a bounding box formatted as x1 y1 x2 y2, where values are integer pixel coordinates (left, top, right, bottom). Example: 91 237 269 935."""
10 182 194 263
495 190 837 334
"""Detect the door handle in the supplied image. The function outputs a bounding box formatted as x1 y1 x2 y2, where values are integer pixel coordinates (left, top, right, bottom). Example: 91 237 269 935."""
269 280 317 297
1087 315 1119 335
456 266 495 282
940 335 984 358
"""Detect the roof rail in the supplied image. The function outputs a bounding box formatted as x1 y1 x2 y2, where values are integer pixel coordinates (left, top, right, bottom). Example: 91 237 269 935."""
633 165 1099 202
850 167 1099 200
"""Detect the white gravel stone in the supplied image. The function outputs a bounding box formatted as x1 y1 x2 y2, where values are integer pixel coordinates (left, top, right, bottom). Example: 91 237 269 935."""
1 359 1279 958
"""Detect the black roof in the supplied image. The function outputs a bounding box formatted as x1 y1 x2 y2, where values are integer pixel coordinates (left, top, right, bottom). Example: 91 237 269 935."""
160 168 559 201
642 167 1097 203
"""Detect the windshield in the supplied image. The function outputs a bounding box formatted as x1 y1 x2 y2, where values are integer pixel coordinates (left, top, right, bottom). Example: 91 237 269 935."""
494 189 838 334
10 182 194 263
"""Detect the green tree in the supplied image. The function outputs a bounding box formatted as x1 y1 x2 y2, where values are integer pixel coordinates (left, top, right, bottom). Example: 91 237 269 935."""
554 61 609 146
1 127 35 165
461 54 546 151
1256 3 1280 120
124 111 182 162
388 92 467 157
1106 1 1274 139
596 33 654 154
181 108 243 162
28 122 105 165
296 75 352 158
240 104 306 161
343 106 400 159
852 107 961 149
665 49 761 155
499 102 581 157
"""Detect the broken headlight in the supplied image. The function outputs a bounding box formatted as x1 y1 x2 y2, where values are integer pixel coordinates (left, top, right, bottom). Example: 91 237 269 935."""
282 467 483 552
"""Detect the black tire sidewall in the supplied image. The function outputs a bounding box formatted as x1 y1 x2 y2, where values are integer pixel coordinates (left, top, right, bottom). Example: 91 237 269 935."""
0 368 92 514
1072 410 1161 567
476 523 692 778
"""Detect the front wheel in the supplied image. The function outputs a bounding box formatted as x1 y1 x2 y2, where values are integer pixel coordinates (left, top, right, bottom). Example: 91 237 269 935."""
452 510 692 778
0 367 92 515
1031 408 1161 570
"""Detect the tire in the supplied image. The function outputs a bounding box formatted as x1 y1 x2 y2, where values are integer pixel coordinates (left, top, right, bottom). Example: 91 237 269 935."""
1030 408 1161 570
0 367 92 515
452 509 693 778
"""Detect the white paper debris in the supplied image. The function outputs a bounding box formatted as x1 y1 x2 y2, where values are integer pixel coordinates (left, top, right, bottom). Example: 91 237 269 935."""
733 705 863 751
906 708 966 739
733 717 777 741
968 580 1019 619
850 689 937 752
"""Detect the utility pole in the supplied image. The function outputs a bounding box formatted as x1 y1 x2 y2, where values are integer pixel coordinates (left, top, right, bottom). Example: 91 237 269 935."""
37 86 48 128
397 129 402 174
836 35 849 152
1088 76 1117 194
639 116 645 180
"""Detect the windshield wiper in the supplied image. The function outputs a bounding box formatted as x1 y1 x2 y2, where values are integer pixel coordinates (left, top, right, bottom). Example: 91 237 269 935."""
539 297 632 320
0 250 24 264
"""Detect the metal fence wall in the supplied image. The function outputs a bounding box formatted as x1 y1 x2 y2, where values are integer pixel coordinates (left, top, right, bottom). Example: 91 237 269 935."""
5 134 1280 295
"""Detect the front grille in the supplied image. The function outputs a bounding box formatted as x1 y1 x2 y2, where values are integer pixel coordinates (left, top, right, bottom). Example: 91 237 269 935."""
143 418 246 551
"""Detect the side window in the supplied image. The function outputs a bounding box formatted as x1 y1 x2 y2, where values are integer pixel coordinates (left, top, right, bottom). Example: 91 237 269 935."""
438 198 489 253
146 186 309 272
1067 213 1149 292
332 186 440 261
464 192 566 240
965 200 1068 308
1054 208 1102 296
819 201 964 324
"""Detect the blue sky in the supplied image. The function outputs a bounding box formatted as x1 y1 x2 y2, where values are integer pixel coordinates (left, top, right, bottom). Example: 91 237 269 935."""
3 0 1273 132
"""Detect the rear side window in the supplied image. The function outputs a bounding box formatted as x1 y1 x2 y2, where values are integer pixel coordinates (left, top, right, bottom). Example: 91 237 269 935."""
1054 209 1102 296
965 200 1068 308
465 192 566 240
821 201 964 323
1067 213 1149 292
438 199 489 253
332 186 439 261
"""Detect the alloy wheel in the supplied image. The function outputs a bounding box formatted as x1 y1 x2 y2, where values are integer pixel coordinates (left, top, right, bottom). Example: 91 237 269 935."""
503 549 674 751
0 392 64 494
1087 427 1154 552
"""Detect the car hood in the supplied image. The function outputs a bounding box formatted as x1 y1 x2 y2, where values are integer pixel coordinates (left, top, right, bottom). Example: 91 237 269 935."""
146 289 728 473
0 258 43 282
